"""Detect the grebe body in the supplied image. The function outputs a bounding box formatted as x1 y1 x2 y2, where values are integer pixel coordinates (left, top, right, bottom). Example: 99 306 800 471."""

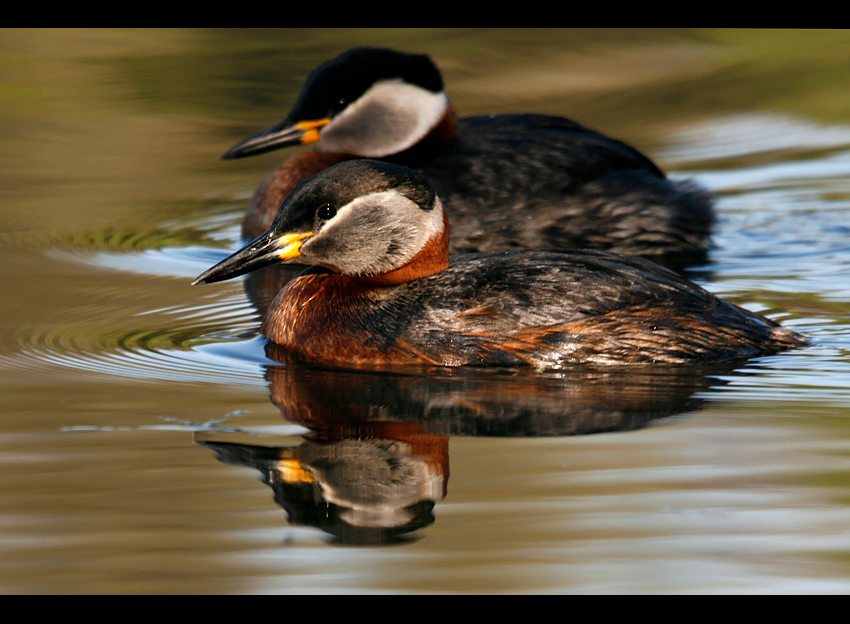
195 161 804 368
225 47 713 269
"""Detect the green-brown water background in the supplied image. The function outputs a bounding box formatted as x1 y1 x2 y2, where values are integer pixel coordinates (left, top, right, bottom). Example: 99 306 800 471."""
2 29 850 593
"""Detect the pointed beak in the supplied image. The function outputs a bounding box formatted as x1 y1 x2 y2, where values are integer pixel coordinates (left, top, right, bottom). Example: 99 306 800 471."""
221 117 331 160
192 230 315 285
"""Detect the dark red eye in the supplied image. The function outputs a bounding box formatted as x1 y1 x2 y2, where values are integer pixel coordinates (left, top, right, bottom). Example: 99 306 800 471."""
318 204 337 220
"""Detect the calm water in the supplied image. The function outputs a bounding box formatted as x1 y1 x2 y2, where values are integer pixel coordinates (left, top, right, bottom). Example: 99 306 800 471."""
2 29 850 594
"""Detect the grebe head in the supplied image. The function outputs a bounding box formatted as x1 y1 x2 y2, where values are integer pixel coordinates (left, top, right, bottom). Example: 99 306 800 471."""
221 47 450 160
193 160 448 285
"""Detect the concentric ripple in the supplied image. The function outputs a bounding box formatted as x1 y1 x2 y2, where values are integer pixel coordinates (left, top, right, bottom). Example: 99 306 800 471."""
0 287 273 387
0 201 279 387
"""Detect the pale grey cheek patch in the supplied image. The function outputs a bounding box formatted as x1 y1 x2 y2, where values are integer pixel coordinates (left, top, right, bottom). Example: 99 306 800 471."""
318 82 449 158
300 191 444 276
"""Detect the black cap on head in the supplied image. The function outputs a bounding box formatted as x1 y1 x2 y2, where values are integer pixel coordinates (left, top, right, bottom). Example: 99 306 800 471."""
286 47 444 123
276 160 438 228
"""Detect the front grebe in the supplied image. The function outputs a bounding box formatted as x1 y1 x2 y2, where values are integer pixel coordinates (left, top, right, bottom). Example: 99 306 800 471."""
223 47 713 270
194 160 804 368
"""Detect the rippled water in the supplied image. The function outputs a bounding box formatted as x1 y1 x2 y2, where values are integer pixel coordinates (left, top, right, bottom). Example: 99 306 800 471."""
2 29 850 594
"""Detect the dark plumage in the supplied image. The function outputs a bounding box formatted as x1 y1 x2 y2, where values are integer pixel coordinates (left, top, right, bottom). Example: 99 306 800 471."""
258 251 803 367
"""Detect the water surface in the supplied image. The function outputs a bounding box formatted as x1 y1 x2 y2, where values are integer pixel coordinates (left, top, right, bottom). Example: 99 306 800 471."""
2 28 850 594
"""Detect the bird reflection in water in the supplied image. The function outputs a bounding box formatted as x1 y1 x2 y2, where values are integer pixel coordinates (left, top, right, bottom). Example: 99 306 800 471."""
200 426 445 546
198 346 740 545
